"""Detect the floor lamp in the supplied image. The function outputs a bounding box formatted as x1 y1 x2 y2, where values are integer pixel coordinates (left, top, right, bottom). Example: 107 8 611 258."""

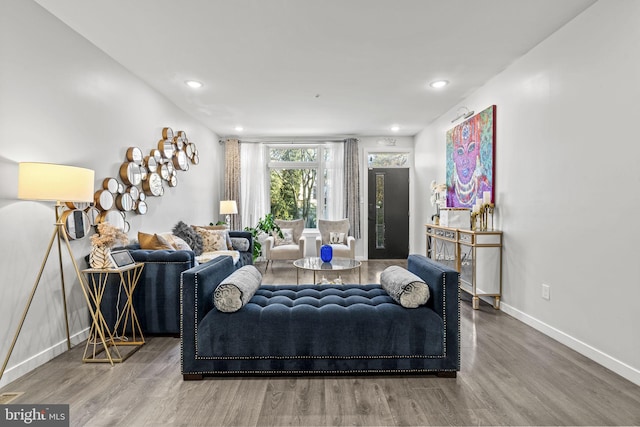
0 162 94 383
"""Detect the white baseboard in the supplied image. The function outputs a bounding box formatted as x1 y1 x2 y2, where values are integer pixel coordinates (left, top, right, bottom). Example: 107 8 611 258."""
500 301 640 387
0 328 89 389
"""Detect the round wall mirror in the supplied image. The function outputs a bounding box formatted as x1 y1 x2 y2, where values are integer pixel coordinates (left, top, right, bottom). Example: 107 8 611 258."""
61 209 91 240
158 139 174 159
173 135 184 150
119 162 142 186
159 164 170 180
86 206 100 226
94 190 114 211
162 127 174 139
173 150 189 171
145 155 158 173
65 201 91 210
136 200 148 215
97 209 126 230
151 149 163 164
126 147 144 165
103 177 119 193
126 186 140 201
142 172 163 196
115 193 134 211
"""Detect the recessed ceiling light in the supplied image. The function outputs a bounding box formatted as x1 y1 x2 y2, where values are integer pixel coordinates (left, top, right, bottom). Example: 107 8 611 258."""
390 125 400 132
185 80 203 88
234 126 244 132
429 80 449 89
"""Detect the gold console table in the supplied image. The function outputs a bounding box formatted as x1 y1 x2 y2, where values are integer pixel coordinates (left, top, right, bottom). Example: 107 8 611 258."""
426 224 503 310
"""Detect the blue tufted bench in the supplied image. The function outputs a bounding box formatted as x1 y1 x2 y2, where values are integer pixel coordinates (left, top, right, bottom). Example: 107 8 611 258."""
181 254 460 378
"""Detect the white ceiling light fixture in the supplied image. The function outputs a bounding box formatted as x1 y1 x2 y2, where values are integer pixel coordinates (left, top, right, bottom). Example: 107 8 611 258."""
234 126 244 132
185 80 203 89
390 125 400 132
429 80 449 89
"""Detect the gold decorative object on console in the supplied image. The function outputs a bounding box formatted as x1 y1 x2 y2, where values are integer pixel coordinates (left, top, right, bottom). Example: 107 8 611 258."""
471 191 495 231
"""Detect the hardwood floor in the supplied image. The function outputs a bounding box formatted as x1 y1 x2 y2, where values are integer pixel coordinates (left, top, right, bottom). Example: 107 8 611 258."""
2 259 639 426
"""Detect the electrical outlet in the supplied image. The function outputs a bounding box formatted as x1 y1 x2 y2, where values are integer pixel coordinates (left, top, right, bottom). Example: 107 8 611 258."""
541 284 551 300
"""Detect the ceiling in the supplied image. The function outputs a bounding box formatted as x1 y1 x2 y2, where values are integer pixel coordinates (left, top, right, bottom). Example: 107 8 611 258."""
34 0 597 138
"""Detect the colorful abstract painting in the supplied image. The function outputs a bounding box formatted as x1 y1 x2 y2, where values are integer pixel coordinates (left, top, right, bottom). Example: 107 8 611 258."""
446 105 496 208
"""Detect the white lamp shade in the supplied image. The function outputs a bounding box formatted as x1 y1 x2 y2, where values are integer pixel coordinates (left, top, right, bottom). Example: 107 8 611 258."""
18 162 95 202
219 200 238 215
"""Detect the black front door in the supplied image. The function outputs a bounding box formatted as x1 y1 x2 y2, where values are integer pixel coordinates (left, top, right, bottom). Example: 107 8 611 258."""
367 168 409 259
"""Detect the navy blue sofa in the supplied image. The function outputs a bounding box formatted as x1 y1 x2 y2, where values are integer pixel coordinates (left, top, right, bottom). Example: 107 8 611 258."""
181 254 460 378
94 230 253 336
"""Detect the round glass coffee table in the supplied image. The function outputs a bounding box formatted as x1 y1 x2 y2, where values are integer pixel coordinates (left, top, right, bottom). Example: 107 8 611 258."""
293 257 362 285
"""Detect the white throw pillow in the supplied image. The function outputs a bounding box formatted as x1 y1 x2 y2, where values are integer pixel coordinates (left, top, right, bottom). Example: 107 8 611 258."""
275 228 294 246
159 232 192 251
329 232 346 245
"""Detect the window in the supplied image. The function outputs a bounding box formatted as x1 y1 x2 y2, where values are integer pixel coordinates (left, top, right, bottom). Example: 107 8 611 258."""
268 144 343 228
367 152 409 167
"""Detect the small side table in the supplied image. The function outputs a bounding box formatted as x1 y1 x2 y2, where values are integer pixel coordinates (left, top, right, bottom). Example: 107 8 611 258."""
81 263 145 364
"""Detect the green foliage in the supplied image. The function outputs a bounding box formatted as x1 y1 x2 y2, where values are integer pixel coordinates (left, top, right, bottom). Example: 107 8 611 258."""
243 213 283 261
268 146 318 228
269 168 317 227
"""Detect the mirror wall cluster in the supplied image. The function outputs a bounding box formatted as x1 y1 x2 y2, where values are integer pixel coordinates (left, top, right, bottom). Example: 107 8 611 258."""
62 127 199 238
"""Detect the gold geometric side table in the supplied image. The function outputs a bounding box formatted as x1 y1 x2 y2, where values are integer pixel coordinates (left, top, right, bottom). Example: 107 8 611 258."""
80 263 145 364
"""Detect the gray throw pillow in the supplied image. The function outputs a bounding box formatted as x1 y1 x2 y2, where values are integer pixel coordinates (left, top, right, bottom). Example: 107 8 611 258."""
213 265 262 312
230 237 250 252
172 221 203 255
380 266 430 308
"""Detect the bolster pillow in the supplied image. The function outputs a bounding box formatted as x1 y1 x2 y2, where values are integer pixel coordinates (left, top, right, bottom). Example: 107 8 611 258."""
213 265 262 312
380 265 430 308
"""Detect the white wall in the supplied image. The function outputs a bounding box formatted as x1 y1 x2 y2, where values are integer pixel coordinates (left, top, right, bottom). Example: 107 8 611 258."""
0 0 223 387
413 0 640 385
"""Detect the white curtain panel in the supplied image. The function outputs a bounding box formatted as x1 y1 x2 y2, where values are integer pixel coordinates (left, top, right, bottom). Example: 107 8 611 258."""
240 142 269 229
324 142 344 220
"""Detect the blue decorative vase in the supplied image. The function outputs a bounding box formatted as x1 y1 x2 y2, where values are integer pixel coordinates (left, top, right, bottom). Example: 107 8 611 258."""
320 244 333 262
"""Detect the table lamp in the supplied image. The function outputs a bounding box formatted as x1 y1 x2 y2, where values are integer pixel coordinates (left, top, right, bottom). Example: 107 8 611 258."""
1 162 94 382
219 200 238 228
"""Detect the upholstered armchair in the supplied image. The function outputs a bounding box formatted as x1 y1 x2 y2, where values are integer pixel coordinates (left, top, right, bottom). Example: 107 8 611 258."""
263 218 305 270
315 219 356 259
